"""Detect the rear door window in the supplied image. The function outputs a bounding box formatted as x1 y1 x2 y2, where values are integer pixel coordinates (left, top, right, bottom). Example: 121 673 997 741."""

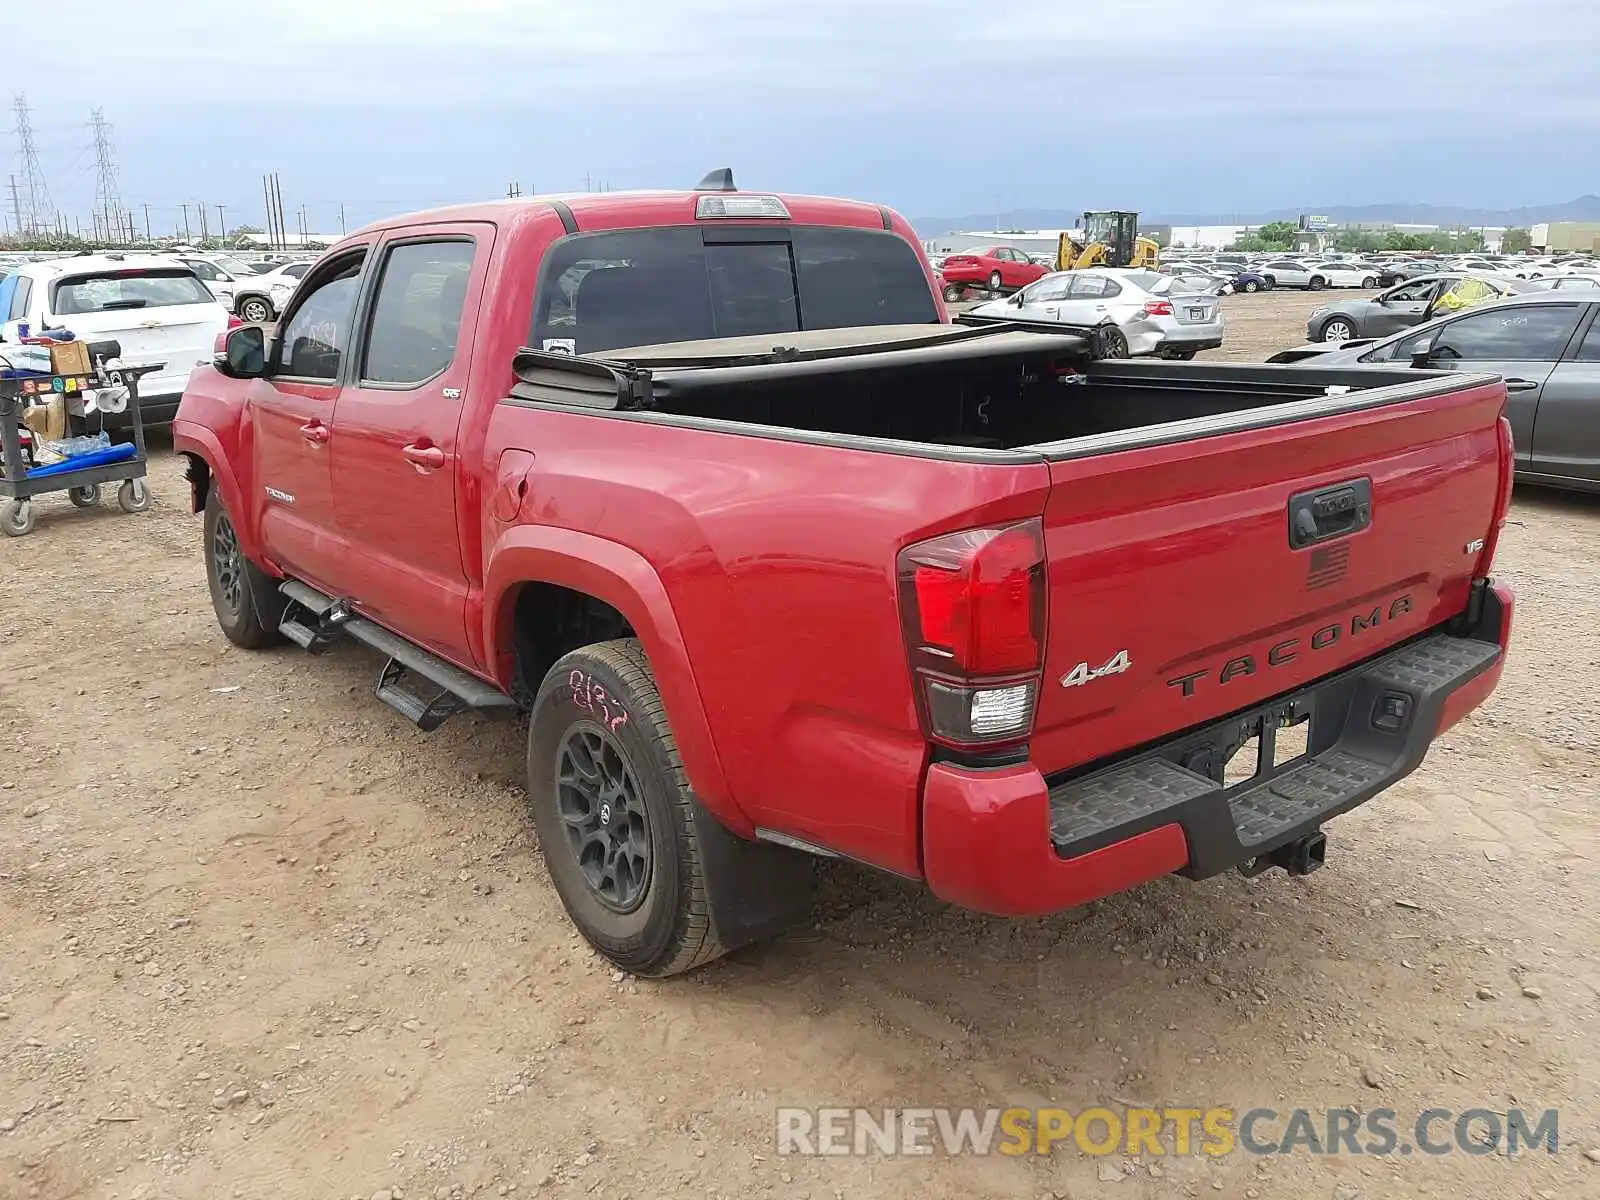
360 240 476 385
532 225 937 354
51 270 214 315
1427 304 1582 361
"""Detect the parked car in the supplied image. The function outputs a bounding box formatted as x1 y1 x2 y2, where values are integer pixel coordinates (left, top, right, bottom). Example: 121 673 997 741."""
1304 262 1382 289
1271 292 1599 492
176 256 259 310
1229 268 1273 293
938 246 1050 297
1257 260 1322 289
173 181 1511 976
969 268 1225 358
232 260 314 322
1529 274 1600 292
1304 274 1538 343
1375 261 1436 287
0 254 231 424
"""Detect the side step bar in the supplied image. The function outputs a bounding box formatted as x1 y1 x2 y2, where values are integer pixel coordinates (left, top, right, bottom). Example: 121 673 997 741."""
278 580 517 732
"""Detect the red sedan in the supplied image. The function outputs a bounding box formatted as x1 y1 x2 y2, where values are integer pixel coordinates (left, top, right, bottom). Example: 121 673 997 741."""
938 246 1051 296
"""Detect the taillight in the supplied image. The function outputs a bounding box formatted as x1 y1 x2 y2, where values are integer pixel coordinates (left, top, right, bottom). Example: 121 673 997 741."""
226 314 245 330
1477 415 1516 575
897 520 1046 747
213 331 230 354
1144 299 1174 316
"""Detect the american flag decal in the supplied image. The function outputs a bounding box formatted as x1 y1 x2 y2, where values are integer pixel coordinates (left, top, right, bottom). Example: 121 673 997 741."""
1307 543 1351 590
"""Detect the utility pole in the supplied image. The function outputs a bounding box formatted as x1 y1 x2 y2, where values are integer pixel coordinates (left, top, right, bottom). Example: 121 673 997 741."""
338 202 345 235
180 203 191 243
507 181 522 198
142 202 152 241
197 201 209 243
89 107 121 246
8 174 22 240
216 204 226 243
12 95 53 235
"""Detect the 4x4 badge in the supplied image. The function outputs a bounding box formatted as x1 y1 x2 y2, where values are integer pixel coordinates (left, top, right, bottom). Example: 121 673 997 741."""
1061 650 1132 688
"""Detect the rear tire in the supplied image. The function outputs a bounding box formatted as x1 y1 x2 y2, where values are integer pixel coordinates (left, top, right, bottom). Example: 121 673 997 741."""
526 639 729 978
943 284 962 302
1241 280 1259 293
1262 276 1276 290
1308 277 1326 291
1098 325 1131 359
203 490 286 649
238 296 274 323
1362 276 1377 289
987 270 1003 292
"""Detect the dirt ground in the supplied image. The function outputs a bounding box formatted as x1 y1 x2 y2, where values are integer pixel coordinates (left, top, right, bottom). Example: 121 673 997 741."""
3 289 1598 1200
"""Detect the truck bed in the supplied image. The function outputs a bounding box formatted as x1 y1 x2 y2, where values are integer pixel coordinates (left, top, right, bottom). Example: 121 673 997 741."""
510 324 1487 459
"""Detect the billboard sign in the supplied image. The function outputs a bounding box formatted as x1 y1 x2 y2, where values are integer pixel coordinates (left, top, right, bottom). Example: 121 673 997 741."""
1299 214 1335 232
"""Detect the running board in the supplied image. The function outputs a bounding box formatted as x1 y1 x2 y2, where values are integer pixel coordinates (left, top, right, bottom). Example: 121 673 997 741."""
277 580 516 731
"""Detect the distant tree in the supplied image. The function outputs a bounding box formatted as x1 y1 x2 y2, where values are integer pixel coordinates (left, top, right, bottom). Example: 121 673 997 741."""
1501 228 1532 253
1384 231 1432 253
1229 234 1275 252
1333 230 1386 253
232 224 265 235
1256 221 1298 248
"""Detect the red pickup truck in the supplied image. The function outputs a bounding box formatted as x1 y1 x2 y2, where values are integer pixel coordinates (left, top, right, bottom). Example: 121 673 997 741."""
174 173 1516 977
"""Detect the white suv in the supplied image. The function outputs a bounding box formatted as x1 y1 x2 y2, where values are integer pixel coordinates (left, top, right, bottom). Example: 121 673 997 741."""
0 254 231 425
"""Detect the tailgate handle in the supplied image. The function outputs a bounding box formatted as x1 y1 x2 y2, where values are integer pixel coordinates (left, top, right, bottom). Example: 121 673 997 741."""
1288 478 1372 549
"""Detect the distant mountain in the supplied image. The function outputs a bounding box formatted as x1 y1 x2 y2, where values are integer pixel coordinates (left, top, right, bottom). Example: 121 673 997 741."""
914 195 1600 236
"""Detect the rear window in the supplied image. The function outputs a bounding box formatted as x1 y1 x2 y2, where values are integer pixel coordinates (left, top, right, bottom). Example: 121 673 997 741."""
51 269 215 315
532 225 938 355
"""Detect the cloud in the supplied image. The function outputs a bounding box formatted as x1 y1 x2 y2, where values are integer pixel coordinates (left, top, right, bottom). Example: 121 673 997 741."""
6 0 1597 230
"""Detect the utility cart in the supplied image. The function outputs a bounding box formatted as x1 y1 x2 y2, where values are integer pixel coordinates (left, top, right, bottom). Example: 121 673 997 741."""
0 361 160 538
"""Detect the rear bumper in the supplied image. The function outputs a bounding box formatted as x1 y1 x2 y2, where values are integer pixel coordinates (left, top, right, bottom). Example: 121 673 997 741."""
921 581 1513 917
939 267 992 286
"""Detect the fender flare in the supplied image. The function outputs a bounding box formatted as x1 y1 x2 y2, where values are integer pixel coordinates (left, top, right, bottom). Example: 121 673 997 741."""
483 525 749 835
172 420 268 566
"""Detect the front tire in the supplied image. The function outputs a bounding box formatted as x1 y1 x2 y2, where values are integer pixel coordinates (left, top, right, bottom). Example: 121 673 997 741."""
987 270 1004 292
1320 317 1357 343
203 490 285 649
943 284 962 302
1241 280 1259 293
526 640 728 978
1308 277 1326 291
1262 276 1276 290
237 296 274 323
1362 276 1377 289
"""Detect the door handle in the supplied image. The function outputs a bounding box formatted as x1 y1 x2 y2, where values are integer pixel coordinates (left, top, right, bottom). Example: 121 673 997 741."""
298 420 329 445
1503 378 1539 392
402 443 447 471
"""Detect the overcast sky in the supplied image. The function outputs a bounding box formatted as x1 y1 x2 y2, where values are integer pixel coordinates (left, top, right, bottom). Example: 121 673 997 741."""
6 0 1598 237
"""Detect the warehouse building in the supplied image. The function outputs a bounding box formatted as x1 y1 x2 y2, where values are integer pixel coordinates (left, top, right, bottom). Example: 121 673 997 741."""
1531 222 1600 252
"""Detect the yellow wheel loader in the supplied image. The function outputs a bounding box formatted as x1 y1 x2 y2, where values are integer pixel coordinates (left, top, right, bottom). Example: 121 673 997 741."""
1057 211 1161 271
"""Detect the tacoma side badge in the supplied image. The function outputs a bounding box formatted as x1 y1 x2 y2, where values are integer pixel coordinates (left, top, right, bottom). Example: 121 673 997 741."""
1061 650 1132 688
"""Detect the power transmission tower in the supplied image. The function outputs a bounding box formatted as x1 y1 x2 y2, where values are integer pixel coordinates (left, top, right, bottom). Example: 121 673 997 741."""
89 107 122 244
11 94 52 236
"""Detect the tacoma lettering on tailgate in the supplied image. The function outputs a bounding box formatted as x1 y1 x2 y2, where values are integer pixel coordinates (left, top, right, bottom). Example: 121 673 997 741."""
1167 594 1414 699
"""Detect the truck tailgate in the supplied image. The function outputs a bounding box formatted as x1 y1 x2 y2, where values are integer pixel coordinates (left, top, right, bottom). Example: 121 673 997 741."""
1029 377 1506 775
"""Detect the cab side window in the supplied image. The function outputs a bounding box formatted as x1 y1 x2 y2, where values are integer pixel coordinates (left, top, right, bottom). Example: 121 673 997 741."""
360 240 476 386
276 253 367 381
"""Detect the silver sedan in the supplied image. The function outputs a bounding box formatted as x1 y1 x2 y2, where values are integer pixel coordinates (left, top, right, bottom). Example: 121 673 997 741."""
970 268 1225 359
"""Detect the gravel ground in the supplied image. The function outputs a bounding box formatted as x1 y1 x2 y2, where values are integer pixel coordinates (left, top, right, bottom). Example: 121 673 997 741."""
2 288 1597 1200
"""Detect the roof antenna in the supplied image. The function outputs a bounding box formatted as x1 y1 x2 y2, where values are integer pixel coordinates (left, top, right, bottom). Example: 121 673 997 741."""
696 168 736 193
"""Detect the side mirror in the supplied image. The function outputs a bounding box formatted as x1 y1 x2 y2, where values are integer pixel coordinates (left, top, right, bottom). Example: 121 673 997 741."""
215 325 267 378
1409 348 1434 369
1010 291 1026 306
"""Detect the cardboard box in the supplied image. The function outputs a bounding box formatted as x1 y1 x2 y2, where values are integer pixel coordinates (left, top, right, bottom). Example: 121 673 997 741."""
50 341 93 377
